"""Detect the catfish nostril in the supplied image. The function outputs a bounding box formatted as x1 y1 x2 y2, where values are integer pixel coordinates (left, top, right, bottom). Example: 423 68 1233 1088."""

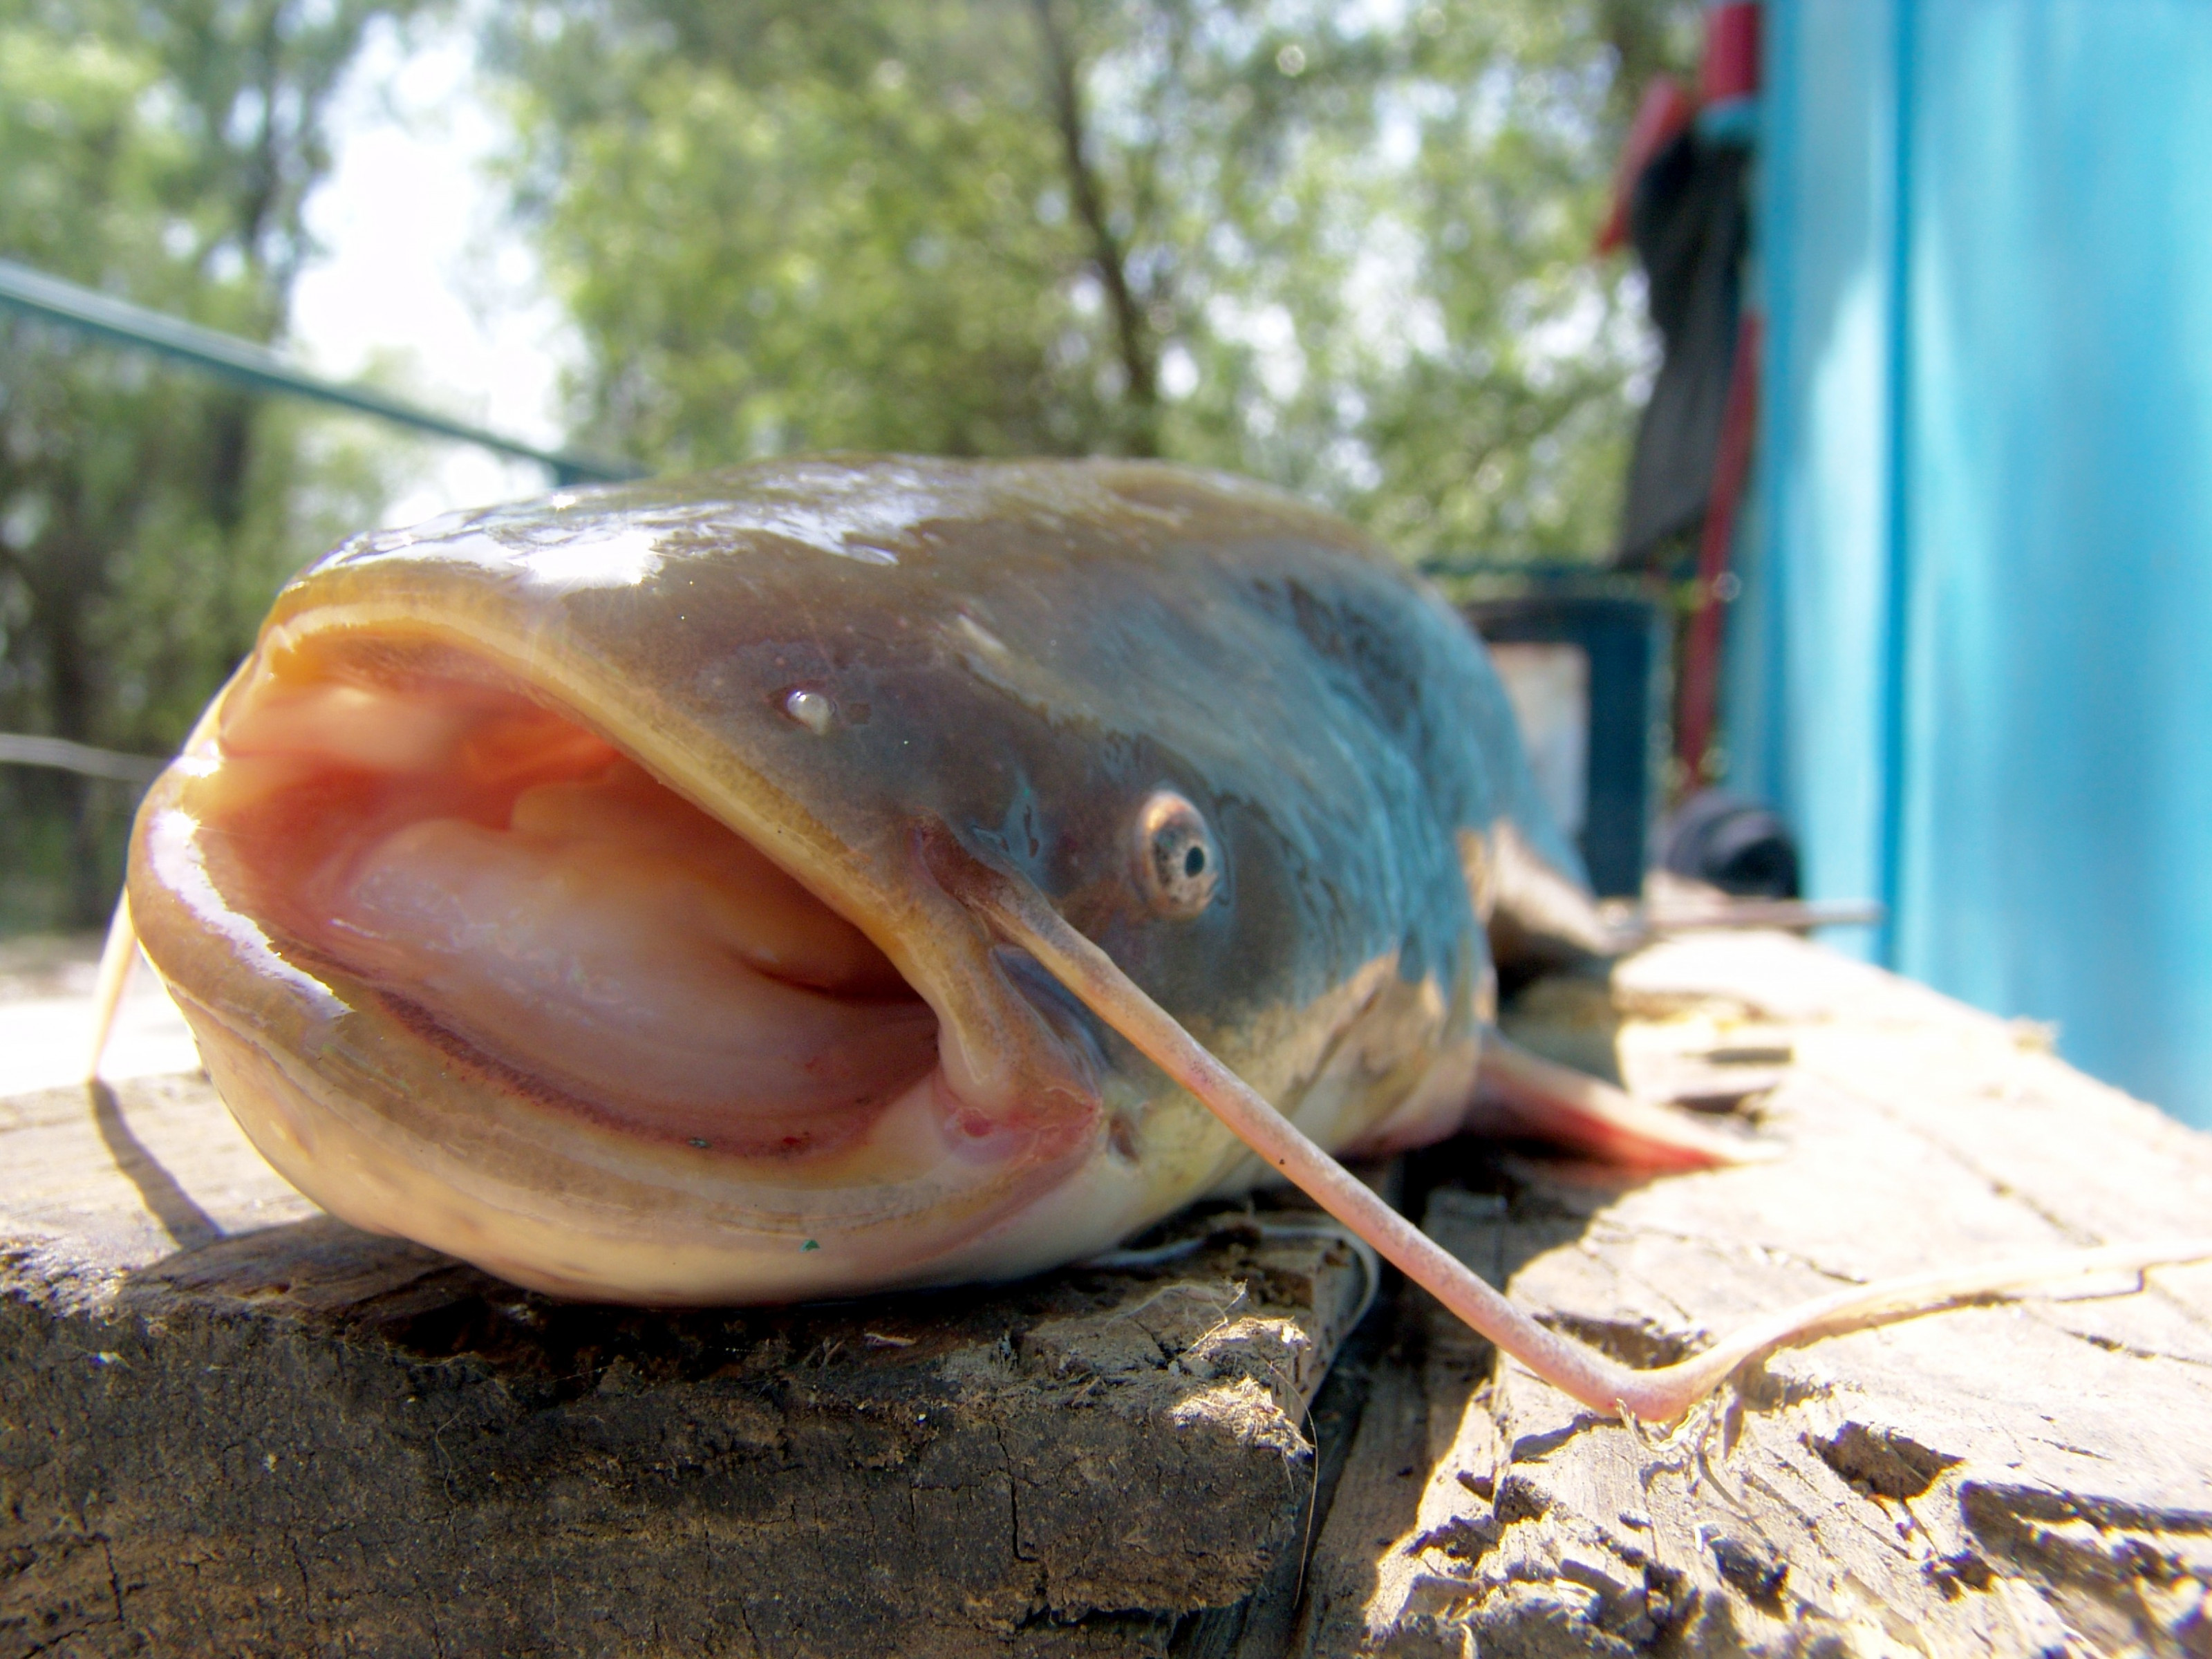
1134 789 1220 918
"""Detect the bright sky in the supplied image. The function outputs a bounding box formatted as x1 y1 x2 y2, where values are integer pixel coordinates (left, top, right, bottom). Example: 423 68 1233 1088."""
288 12 579 529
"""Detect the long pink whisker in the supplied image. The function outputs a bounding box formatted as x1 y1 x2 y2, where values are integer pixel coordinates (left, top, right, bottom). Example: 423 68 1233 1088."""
931 836 2212 1423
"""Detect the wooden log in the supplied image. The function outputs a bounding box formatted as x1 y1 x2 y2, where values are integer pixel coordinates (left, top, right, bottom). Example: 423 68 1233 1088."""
1321 932 2212 1658
13 928 2212 1656
0 986 1371 1658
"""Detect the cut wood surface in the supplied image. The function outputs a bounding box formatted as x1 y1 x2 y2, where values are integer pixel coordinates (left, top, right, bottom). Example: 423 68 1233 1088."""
6 930 2211 1657
1315 932 2212 1658
0 953 1370 1658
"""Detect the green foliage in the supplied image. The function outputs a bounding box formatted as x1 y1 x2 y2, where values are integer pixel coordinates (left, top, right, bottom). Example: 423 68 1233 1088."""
0 0 1696 930
495 0 1696 561
0 0 420 928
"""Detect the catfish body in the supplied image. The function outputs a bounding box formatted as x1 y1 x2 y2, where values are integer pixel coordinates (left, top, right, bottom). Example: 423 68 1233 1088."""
126 458 1591 1302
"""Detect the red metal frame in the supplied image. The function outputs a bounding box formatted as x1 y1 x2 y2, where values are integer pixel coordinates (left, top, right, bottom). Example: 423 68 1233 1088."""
1676 310 1763 784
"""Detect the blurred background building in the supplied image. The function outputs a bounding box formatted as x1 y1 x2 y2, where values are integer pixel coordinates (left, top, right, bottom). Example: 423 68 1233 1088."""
1725 0 2212 1125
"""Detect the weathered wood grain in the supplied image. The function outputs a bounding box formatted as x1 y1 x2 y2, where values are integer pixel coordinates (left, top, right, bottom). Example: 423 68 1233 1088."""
1 1045 1370 1658
1326 932 2212 1658
12 929 2211 1658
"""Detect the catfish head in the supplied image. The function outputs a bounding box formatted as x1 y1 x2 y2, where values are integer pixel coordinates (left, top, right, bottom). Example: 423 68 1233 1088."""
127 457 1566 1304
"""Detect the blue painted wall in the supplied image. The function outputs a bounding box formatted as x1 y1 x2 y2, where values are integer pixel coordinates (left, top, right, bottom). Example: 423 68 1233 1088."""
1730 0 2212 1126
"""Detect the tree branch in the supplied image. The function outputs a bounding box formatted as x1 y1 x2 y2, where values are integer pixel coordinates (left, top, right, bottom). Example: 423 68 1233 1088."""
1030 0 1158 452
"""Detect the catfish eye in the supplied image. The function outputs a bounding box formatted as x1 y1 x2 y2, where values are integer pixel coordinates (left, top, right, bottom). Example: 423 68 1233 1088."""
1134 790 1219 918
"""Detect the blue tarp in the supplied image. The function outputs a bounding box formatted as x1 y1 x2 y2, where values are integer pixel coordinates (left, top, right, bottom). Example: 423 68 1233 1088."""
1728 0 2212 1126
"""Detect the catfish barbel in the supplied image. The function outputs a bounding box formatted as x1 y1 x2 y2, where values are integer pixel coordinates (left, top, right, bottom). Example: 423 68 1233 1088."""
111 457 2211 1423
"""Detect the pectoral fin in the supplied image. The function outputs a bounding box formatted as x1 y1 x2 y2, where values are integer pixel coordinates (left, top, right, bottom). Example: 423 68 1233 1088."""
1470 1031 1775 1170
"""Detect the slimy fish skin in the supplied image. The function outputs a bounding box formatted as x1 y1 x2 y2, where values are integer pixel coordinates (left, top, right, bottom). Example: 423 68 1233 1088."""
126 457 1587 1303
119 456 2212 1423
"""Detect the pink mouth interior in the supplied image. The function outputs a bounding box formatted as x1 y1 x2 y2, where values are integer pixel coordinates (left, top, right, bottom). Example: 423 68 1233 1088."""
203 638 940 1156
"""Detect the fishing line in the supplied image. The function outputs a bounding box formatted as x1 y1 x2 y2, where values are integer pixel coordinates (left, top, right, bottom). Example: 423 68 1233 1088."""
1080 1218 1381 1333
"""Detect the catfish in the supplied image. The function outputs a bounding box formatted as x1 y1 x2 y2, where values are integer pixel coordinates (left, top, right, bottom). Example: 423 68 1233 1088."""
107 456 2211 1421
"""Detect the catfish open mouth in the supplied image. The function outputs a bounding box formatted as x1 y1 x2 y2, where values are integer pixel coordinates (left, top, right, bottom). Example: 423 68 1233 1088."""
203 630 943 1163
131 621 1123 1304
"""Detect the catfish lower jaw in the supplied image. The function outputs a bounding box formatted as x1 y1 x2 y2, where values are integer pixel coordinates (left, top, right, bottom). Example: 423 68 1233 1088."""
130 626 1106 1302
